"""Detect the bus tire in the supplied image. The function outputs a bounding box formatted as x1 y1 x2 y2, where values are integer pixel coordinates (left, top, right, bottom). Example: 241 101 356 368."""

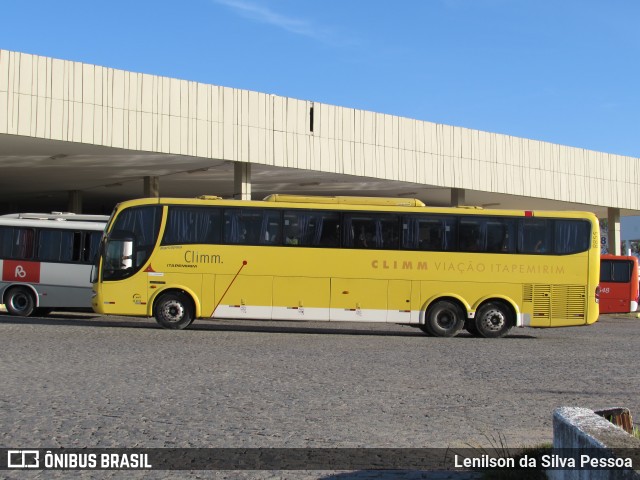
475 301 513 338
5 286 36 317
423 300 465 337
154 292 195 330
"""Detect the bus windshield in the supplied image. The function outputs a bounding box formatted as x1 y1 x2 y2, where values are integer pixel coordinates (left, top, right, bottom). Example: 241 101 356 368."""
101 206 162 281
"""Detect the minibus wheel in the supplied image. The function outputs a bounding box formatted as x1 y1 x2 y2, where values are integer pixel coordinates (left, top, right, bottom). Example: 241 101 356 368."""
474 301 513 338
154 292 195 330
5 286 36 317
423 300 465 337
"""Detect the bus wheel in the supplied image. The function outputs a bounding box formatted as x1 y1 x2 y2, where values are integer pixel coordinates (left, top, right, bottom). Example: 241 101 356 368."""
475 302 513 338
5 286 36 317
423 300 464 337
154 292 195 330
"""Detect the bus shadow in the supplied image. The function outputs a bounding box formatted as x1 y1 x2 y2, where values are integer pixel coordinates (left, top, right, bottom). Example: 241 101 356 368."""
191 321 425 337
192 322 538 339
0 312 157 329
0 313 538 339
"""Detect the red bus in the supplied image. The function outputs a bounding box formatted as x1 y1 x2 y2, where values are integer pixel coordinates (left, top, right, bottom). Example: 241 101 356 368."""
599 254 639 314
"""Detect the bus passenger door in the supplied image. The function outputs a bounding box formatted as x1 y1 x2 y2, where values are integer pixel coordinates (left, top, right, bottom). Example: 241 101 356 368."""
387 280 412 323
330 278 387 322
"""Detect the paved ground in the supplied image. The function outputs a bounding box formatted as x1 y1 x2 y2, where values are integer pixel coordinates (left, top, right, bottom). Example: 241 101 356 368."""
1 312 639 479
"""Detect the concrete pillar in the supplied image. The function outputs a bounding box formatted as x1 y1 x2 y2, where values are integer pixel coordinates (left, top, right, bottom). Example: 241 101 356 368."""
607 207 621 255
144 176 160 198
233 162 252 200
450 188 465 207
68 190 82 213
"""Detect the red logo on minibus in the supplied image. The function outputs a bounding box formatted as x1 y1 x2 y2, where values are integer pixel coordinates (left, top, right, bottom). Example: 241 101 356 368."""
2 260 41 283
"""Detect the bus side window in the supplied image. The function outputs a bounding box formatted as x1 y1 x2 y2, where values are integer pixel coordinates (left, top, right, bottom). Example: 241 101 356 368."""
0 226 13 258
38 230 60 261
261 211 281 245
72 232 83 261
343 215 374 249
380 217 399 250
355 222 374 248
612 261 632 282
59 231 75 261
418 221 443 250
555 220 590 254
520 219 552 254
13 228 35 259
84 231 103 263
403 216 454 251
459 220 482 252
486 219 516 253
283 213 301 246
600 260 613 282
224 209 263 245
163 206 222 245
317 214 340 247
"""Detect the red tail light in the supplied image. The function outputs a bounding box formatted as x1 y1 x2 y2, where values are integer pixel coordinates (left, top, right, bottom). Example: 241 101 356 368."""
595 285 601 303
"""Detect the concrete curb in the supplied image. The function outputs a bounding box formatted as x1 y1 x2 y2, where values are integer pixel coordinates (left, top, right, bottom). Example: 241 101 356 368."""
549 407 640 480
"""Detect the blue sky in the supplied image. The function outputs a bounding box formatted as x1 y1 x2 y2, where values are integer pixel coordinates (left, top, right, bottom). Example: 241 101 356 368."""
2 0 639 157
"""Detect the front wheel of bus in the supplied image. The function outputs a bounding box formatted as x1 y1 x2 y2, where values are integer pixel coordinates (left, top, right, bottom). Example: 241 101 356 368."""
154 292 195 330
475 302 513 338
5 286 36 317
423 300 465 337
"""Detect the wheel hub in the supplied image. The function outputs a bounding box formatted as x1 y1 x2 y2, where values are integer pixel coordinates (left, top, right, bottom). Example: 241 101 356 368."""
11 294 29 312
162 301 184 323
436 310 455 329
480 308 505 332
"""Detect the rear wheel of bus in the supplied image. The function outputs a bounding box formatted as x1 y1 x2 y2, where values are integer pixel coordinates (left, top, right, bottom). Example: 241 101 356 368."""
422 300 465 337
5 286 36 317
153 292 195 330
474 301 514 338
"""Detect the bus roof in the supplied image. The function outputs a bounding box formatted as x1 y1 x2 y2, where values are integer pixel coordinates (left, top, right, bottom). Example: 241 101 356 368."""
112 195 599 220
601 254 639 262
2 212 109 222
0 212 108 230
262 194 426 207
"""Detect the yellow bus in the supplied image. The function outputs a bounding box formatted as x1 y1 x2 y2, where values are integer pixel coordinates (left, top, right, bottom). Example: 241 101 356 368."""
91 194 600 338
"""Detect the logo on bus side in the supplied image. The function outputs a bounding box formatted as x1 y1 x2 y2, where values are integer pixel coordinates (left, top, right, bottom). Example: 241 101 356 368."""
167 250 222 268
371 259 565 275
2 260 41 283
